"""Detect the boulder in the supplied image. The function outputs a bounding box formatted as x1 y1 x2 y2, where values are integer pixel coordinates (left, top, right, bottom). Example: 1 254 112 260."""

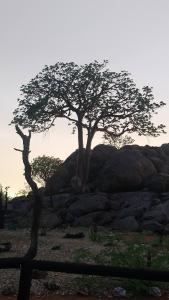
73 211 114 226
45 150 78 195
69 193 110 217
44 193 71 210
141 220 163 233
161 144 169 156
98 149 156 192
41 212 63 229
45 143 169 194
10 196 28 212
146 173 169 192
143 204 168 224
112 216 139 231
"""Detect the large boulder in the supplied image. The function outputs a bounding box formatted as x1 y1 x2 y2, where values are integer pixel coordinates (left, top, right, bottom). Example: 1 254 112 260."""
45 143 169 194
68 193 110 217
112 216 139 231
45 151 78 195
146 173 169 192
98 149 156 192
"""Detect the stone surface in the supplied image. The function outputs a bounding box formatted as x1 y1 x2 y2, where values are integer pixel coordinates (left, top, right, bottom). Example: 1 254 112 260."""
141 220 163 233
99 149 156 192
112 216 139 231
45 143 169 195
69 193 110 217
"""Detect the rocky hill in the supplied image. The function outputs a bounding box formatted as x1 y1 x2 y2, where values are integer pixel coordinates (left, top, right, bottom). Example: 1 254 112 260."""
8 143 169 233
46 143 169 194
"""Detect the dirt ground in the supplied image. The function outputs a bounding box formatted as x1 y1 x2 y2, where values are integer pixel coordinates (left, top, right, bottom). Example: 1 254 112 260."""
1 296 169 300
1 229 169 299
1 295 169 300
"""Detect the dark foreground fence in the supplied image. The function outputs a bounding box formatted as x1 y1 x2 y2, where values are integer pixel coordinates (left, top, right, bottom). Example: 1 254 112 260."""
1 258 169 300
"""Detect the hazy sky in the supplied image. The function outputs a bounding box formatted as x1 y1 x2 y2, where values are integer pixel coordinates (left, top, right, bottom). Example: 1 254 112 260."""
1 0 169 195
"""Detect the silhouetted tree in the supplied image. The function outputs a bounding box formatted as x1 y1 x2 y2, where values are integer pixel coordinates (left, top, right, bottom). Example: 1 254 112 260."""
15 125 42 259
12 61 166 191
0 189 4 229
31 155 63 185
103 132 134 149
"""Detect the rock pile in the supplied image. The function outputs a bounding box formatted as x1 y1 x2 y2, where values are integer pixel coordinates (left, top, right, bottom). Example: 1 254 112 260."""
8 191 169 233
46 143 169 194
8 143 169 233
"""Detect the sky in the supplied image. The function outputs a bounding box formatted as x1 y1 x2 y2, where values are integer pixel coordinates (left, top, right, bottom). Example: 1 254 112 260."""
0 0 169 196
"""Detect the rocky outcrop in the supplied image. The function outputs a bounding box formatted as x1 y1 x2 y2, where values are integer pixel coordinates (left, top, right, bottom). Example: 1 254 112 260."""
9 191 169 233
8 143 169 233
46 143 169 194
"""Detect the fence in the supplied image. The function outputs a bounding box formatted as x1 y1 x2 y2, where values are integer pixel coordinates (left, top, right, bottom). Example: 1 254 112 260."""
1 257 169 300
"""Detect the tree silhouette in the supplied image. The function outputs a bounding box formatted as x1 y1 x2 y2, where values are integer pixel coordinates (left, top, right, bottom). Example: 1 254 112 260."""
12 61 166 191
31 155 63 185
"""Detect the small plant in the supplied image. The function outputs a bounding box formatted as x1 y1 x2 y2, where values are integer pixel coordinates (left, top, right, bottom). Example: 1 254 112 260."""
73 248 92 264
72 230 169 296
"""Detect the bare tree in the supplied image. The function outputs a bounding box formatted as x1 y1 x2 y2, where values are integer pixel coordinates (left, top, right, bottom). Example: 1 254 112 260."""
15 125 42 259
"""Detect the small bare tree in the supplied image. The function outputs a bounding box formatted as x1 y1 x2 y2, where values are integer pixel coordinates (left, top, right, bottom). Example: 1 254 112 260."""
15 125 42 259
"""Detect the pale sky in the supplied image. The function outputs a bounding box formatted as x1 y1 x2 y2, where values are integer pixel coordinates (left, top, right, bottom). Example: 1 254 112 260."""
0 0 169 196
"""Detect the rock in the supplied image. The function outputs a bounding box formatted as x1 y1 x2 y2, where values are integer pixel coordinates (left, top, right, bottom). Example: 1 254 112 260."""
141 221 163 233
164 224 169 234
45 150 79 194
99 149 156 192
146 173 169 192
112 216 139 231
41 212 62 229
149 286 162 297
40 193 73 210
63 232 85 239
161 144 169 156
143 204 168 223
69 193 110 217
10 196 28 212
44 280 60 291
89 144 117 184
51 245 61 250
0 242 12 252
1 286 16 296
118 206 145 219
45 143 169 194
73 211 114 226
113 287 127 297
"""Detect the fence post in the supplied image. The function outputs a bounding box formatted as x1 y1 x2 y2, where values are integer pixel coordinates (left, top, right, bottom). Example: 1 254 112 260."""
17 262 32 300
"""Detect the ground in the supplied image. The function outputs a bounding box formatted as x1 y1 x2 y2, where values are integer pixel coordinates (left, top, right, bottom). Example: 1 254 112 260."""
1 228 169 299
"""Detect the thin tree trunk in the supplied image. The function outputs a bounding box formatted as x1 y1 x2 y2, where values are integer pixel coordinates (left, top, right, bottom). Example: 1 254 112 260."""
0 191 4 229
15 125 42 259
74 120 84 191
82 131 94 192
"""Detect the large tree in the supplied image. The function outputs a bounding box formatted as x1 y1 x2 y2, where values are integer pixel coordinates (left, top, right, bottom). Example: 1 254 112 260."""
12 61 166 191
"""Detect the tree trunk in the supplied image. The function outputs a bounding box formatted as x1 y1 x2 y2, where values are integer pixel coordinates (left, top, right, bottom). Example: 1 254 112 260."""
0 191 4 229
15 125 42 259
74 120 84 191
82 131 94 192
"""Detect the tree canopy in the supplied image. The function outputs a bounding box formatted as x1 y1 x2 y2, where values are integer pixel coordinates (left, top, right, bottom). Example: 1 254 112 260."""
103 133 135 149
12 60 166 191
31 155 63 185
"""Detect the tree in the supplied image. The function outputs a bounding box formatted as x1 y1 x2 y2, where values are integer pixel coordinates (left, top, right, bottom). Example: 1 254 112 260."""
0 188 4 229
31 155 63 185
0 185 10 228
14 125 42 259
11 61 166 191
103 132 135 149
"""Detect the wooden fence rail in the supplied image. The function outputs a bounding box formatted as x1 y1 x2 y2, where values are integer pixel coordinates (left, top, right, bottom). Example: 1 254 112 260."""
1 258 169 299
